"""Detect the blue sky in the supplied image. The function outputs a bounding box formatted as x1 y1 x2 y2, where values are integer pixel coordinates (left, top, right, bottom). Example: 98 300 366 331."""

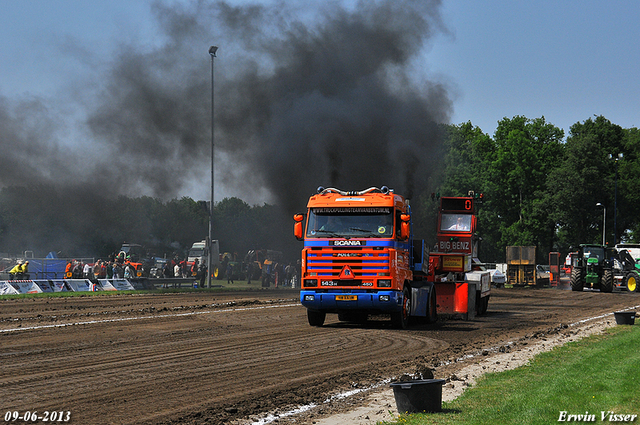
0 1 156 97
1 0 638 136
428 1 640 135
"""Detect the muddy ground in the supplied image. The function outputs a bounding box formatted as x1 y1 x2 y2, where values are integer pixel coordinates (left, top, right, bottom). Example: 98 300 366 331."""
1 285 638 424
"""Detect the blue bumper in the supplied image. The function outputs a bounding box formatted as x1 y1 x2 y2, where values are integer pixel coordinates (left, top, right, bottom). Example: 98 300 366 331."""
300 290 403 313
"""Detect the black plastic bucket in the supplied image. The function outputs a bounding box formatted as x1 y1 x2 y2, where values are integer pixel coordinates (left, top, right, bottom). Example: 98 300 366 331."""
614 311 636 325
390 379 445 413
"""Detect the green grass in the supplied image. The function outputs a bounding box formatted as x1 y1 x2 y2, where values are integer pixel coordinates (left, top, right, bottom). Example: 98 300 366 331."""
383 325 640 425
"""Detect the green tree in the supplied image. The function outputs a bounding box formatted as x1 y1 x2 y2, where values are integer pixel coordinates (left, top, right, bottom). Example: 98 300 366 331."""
547 116 624 250
616 127 640 242
489 116 564 262
435 122 502 261
439 122 494 195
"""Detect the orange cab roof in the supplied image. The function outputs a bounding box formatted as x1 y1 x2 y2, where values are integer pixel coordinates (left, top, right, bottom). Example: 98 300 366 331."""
307 191 405 209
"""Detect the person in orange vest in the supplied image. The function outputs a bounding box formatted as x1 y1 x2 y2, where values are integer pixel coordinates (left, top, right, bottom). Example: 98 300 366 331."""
191 259 199 277
65 260 73 278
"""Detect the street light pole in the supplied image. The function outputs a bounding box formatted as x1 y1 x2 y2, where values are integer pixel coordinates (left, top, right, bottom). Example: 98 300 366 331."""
609 153 623 246
208 45 218 288
596 203 606 246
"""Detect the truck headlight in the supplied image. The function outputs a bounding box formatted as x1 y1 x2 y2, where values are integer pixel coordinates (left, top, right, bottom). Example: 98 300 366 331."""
378 279 391 287
304 294 315 301
379 295 390 302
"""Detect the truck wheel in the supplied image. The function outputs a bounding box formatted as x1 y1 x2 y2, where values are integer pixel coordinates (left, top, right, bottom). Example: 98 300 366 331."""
307 310 326 327
391 286 411 329
570 268 584 291
601 270 614 293
624 272 639 292
475 292 483 315
478 295 489 315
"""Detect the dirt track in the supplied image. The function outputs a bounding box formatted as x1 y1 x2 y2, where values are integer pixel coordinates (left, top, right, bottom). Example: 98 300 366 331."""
1 286 639 424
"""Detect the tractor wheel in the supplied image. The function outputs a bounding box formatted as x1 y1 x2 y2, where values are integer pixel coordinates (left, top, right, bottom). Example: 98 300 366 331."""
479 295 490 315
624 272 639 292
601 270 614 293
391 286 411 329
426 286 438 323
570 268 584 291
307 310 326 327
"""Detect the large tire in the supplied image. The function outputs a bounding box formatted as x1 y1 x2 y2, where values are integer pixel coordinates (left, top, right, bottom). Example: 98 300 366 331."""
624 272 639 292
570 267 584 291
478 294 489 315
475 291 489 315
391 286 411 329
426 286 437 323
307 310 326 327
601 270 614 293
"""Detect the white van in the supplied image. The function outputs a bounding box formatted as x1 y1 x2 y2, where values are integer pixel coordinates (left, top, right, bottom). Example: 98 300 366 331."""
188 240 221 278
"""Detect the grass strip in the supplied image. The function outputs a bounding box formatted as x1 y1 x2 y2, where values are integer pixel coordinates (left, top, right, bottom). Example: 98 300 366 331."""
383 324 640 425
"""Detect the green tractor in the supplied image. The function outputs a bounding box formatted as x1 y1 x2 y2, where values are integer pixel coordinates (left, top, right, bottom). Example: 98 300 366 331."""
570 244 614 292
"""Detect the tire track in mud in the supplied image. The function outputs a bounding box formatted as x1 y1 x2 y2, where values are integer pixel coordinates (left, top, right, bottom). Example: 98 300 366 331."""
1 289 639 424
0 299 446 425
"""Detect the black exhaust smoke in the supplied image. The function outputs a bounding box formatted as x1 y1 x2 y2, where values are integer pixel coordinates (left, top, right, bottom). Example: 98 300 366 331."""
88 0 453 210
1 0 453 214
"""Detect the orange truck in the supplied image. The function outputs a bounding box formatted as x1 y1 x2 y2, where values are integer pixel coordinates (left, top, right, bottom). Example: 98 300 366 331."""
294 187 490 328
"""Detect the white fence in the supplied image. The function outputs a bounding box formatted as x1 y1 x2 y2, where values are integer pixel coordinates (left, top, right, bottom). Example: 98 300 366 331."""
0 279 135 295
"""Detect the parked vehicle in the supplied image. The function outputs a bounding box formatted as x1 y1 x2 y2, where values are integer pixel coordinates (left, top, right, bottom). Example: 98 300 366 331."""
506 246 537 286
612 246 640 292
570 244 614 292
536 264 550 286
187 239 220 279
148 257 168 278
488 269 506 287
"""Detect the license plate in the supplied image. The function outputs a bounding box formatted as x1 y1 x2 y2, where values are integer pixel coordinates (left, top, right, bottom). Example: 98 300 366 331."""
336 295 357 301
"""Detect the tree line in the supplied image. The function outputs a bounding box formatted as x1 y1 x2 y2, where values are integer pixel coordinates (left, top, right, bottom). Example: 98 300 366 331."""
0 115 637 265
426 115 639 263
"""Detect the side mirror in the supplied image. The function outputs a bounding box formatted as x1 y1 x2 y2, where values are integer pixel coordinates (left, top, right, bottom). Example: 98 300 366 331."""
293 214 305 241
400 214 410 240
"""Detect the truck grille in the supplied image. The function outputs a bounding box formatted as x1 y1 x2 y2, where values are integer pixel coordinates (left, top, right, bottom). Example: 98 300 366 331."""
306 247 390 278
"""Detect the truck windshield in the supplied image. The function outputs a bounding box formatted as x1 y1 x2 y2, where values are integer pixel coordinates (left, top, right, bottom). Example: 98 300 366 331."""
440 214 471 232
306 207 394 238
584 247 604 260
